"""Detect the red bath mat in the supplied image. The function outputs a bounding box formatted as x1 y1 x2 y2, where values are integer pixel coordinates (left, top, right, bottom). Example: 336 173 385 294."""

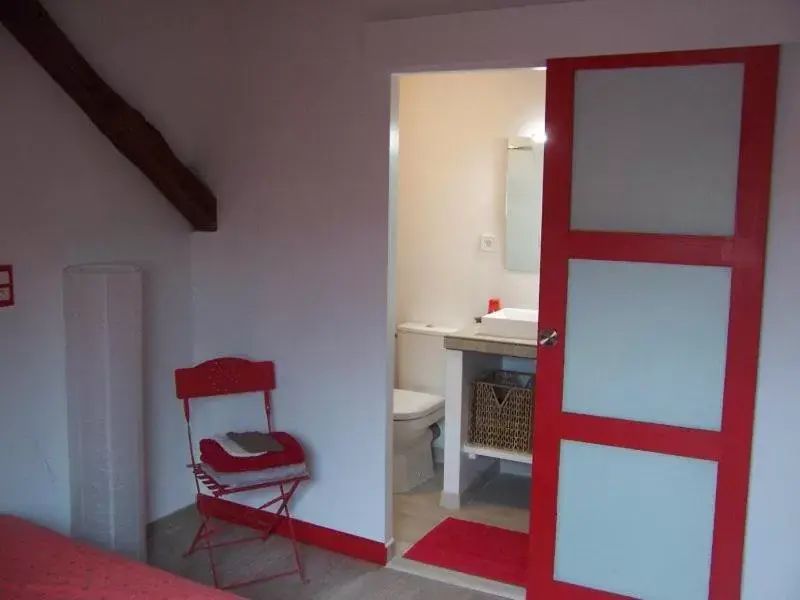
403 517 528 586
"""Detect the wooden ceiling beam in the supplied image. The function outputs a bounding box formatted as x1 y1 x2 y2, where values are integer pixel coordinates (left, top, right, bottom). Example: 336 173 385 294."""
0 0 218 231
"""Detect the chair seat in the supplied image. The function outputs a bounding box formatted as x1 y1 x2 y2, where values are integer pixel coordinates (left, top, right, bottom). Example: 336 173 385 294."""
200 431 305 473
192 462 308 497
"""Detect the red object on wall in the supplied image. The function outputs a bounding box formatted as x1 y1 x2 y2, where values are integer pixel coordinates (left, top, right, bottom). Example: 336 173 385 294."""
0 265 13 308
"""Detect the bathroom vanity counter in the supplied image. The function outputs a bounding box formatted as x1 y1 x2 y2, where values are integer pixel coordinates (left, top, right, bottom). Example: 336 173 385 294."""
441 327 536 510
444 324 536 359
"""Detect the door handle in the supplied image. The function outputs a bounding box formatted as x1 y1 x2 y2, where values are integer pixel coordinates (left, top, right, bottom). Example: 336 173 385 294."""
538 328 558 347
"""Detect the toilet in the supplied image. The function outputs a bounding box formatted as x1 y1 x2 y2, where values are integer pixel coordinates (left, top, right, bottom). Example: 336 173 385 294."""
393 322 456 493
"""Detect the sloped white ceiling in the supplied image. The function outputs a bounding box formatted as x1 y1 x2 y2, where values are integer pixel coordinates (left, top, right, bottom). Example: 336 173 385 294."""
365 0 584 20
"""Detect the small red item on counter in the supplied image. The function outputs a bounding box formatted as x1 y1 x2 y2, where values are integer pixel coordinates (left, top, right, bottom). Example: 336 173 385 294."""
488 298 502 313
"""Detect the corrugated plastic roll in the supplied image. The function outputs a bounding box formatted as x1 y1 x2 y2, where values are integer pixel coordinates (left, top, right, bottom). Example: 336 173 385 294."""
64 264 145 561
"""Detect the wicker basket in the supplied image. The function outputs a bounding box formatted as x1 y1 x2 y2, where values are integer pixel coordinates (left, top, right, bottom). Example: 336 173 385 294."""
468 370 534 453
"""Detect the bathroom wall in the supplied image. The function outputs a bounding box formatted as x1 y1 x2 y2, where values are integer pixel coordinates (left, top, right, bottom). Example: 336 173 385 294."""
395 70 546 331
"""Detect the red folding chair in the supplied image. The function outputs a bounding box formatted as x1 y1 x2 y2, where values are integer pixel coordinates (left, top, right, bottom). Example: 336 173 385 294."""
174 357 308 590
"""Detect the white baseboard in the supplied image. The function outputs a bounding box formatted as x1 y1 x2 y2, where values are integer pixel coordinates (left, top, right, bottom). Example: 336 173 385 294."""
387 553 525 599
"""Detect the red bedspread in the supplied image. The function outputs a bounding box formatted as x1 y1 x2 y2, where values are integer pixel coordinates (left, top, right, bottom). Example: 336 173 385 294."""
0 515 236 599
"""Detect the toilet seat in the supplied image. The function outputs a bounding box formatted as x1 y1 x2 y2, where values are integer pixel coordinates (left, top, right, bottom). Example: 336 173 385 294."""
393 389 444 421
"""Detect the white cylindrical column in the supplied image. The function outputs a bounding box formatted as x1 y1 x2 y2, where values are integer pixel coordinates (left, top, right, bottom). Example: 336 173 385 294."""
64 264 145 561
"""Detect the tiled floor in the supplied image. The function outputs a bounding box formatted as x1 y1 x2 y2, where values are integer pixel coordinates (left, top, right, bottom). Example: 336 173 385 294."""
393 465 530 550
389 465 531 599
148 506 505 600
145 465 530 599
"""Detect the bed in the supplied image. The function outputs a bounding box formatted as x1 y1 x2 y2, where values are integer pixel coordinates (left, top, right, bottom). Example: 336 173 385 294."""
0 515 237 599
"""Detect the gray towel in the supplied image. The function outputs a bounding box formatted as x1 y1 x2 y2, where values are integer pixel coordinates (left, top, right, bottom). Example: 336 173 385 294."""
226 431 284 454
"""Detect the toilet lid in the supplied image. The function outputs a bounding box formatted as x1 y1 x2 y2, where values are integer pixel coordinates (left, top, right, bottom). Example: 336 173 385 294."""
393 389 444 421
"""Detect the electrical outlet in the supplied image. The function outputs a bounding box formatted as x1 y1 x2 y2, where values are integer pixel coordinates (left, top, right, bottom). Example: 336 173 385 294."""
480 234 497 252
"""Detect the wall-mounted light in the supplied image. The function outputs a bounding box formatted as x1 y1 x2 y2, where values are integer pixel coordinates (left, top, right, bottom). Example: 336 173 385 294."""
531 131 548 144
517 121 547 144
532 66 547 71
519 120 547 144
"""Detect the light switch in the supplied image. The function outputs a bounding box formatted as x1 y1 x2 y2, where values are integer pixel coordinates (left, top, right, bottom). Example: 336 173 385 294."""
480 234 498 252
0 288 9 303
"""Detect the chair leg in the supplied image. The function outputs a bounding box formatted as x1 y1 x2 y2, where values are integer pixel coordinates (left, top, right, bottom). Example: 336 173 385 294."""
186 481 308 589
279 481 305 582
199 514 220 588
184 520 206 557
184 514 217 557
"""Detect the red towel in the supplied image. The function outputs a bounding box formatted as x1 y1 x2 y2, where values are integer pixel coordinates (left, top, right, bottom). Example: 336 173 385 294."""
200 431 305 473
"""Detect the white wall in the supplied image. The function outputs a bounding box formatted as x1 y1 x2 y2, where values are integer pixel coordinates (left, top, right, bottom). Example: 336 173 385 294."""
367 0 800 71
189 1 393 542
0 26 194 532
369 2 800 596
742 44 800 600
396 70 544 330
364 0 578 20
3 5 797 595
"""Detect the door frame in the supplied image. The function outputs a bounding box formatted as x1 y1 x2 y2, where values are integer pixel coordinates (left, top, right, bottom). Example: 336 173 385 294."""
529 46 780 599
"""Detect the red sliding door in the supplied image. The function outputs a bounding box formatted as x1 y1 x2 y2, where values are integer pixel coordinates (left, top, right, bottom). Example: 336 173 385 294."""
529 46 779 600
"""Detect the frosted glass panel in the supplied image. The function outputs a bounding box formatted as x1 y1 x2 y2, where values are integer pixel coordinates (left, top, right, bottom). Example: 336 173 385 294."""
563 260 730 430
571 64 743 235
555 441 717 599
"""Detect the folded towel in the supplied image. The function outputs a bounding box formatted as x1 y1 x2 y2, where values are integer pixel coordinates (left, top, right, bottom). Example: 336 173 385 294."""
228 431 284 453
209 432 284 458
200 431 305 473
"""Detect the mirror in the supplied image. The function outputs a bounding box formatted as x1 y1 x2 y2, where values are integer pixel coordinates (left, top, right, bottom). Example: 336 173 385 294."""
505 137 544 273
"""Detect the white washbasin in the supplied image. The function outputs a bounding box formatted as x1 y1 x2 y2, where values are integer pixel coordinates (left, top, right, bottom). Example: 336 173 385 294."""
479 307 539 340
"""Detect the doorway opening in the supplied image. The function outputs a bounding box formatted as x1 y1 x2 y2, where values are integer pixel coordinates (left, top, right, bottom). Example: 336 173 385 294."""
383 44 777 600
386 66 546 592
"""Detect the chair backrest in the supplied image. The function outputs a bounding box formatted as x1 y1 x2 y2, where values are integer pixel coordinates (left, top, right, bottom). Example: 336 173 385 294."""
175 357 276 425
